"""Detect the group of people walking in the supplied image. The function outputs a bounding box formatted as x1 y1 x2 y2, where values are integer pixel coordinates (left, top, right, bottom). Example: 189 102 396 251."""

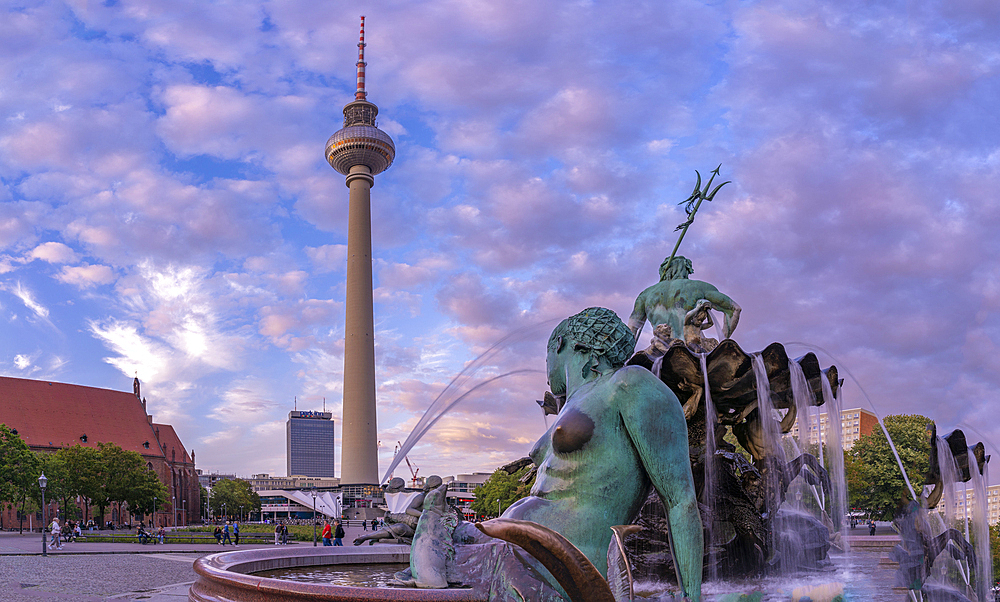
48 518 83 549
320 520 346 546
212 521 240 545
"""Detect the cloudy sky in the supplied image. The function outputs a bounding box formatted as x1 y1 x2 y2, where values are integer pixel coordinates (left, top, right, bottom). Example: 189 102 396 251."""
2 0 999 483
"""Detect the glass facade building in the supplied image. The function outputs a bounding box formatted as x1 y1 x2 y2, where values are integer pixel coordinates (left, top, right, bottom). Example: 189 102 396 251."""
286 411 336 477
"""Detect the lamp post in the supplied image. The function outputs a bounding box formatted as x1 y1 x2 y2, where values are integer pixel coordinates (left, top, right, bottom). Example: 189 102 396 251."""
39 473 47 557
182 500 187 526
172 496 176 527
496 498 500 518
153 496 157 528
239 505 243 524
311 488 317 547
222 503 226 522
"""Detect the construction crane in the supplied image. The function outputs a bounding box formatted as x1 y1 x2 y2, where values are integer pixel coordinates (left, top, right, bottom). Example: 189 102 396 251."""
397 441 420 488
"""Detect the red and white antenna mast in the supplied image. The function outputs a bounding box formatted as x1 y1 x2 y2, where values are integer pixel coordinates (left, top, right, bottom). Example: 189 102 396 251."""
355 16 367 101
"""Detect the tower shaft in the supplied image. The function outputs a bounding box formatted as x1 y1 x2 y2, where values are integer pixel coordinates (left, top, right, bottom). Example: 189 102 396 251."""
340 165 379 485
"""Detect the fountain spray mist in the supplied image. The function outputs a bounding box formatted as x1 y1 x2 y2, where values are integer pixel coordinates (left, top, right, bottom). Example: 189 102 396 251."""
382 320 555 484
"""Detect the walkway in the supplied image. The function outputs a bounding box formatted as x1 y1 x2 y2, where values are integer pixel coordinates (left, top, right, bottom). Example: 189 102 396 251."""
0 524 374 601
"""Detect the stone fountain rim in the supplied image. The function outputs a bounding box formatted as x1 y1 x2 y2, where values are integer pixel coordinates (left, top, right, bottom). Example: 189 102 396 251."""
189 544 486 601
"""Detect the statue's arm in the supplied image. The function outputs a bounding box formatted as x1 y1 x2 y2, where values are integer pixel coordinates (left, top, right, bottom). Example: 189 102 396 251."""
617 371 703 602
627 294 648 340
703 290 741 339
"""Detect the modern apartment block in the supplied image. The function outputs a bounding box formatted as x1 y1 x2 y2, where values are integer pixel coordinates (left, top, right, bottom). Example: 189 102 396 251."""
789 407 879 449
932 483 1000 525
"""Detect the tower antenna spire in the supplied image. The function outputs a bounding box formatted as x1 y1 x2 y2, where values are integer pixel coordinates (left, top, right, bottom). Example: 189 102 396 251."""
355 16 367 101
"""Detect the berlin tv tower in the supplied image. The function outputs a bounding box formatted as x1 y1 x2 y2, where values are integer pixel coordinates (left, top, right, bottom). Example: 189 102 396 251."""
324 16 395 486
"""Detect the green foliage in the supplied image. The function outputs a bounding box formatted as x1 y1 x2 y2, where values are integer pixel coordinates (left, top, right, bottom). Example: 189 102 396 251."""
56 445 102 515
177 523 315 541
42 443 165 524
0 424 40 502
991 523 1000 587
847 414 931 520
208 479 261 519
0 424 42 531
37 452 80 520
0 431 168 527
469 466 534 517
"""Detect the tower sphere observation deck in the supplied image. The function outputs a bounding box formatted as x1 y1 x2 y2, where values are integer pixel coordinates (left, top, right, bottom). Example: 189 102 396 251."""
325 16 394 180
325 120 395 177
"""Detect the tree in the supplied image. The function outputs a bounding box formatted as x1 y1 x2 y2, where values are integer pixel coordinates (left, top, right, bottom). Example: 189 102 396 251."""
847 414 932 520
99 442 165 525
57 445 103 525
470 466 533 517
36 452 79 521
124 462 168 522
991 522 1000 588
0 424 42 533
209 479 260 520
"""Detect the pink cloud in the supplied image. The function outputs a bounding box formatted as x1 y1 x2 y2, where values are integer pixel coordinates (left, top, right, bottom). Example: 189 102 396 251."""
56 264 115 288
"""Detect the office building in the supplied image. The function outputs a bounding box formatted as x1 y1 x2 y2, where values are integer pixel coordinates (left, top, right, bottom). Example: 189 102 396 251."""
286 410 336 477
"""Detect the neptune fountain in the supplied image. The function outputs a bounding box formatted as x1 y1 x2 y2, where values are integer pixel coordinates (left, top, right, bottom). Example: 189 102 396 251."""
189 168 993 602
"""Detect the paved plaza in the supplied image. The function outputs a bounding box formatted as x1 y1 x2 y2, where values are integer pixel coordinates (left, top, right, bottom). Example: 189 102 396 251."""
0 523 372 601
0 524 900 601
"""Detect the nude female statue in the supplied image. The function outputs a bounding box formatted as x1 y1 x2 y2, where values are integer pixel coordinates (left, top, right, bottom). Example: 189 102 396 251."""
407 308 703 601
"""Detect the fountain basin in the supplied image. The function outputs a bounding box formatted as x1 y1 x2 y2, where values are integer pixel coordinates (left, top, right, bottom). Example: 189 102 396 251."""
189 545 486 602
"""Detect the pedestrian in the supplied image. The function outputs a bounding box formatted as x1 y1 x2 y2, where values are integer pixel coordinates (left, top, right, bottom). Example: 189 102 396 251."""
214 525 222 544
74 521 82 542
233 521 240 546
281 523 288 545
49 517 62 550
222 521 232 545
322 520 333 546
274 522 281 545
333 520 345 546
157 526 165 544
869 519 877 536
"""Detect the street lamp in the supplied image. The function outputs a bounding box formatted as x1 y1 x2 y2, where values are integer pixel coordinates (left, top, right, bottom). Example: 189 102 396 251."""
239 505 243 524
172 496 176 527
153 496 157 528
222 503 226 522
496 498 500 518
311 488 318 547
39 473 47 557
182 500 187 526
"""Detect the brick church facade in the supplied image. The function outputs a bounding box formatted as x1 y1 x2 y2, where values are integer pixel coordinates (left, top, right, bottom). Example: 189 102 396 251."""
0 376 199 529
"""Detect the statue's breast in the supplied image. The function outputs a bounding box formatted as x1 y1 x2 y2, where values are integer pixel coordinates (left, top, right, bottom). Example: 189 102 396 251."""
551 408 595 455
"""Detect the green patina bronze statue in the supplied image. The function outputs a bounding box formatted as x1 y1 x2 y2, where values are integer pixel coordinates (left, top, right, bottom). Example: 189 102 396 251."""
404 308 704 602
627 255 741 349
504 307 702 595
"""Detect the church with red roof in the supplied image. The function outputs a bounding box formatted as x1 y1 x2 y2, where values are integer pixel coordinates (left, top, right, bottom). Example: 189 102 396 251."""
0 375 199 528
